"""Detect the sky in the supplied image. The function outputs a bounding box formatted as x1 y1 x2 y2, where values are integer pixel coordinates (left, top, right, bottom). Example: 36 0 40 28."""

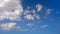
0 0 60 34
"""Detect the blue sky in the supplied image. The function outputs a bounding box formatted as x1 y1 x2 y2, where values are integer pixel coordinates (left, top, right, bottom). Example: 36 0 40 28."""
0 0 60 34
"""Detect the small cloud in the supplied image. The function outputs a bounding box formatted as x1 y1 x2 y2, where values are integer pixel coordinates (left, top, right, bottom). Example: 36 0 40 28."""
33 14 40 20
26 23 34 27
24 14 34 20
36 4 43 11
0 22 20 31
46 9 52 15
32 9 36 14
24 9 31 15
44 9 52 19
40 25 48 28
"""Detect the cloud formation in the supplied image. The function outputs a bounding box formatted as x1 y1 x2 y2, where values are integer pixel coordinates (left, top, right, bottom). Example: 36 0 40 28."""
0 22 20 31
0 0 23 20
0 0 52 32
36 4 43 11
24 14 34 20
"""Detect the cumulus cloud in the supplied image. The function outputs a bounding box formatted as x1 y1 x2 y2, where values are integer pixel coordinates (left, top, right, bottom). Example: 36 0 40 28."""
0 0 23 20
0 22 20 31
23 6 40 20
36 4 43 11
24 12 40 20
24 14 35 20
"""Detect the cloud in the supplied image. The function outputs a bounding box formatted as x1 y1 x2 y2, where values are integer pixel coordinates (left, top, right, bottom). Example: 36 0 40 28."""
0 22 20 31
40 25 48 28
23 6 40 20
24 14 35 20
46 9 52 15
36 4 43 11
33 14 40 20
26 23 34 27
0 0 52 32
32 9 36 14
0 0 23 20
24 9 31 15
24 11 40 20
44 9 52 19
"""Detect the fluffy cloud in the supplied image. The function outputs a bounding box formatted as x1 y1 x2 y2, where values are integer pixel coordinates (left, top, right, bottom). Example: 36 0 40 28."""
36 4 43 11
0 22 20 31
0 0 23 20
24 14 35 20
24 7 40 20
24 12 40 20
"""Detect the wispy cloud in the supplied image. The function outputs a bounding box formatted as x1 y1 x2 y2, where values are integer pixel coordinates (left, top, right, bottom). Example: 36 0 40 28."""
26 23 34 27
44 9 52 19
33 14 40 20
40 25 48 28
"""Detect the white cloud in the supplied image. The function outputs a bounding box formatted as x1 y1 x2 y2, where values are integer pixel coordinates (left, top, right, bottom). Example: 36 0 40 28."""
36 4 43 11
23 7 40 20
46 9 52 15
24 14 34 20
0 22 20 31
45 9 52 19
24 10 30 15
27 23 34 27
33 14 40 19
40 25 48 28
32 9 36 14
0 0 23 20
35 15 40 19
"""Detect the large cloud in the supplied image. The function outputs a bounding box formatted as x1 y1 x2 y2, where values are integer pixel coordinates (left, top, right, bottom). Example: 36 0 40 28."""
0 22 20 31
0 0 23 20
